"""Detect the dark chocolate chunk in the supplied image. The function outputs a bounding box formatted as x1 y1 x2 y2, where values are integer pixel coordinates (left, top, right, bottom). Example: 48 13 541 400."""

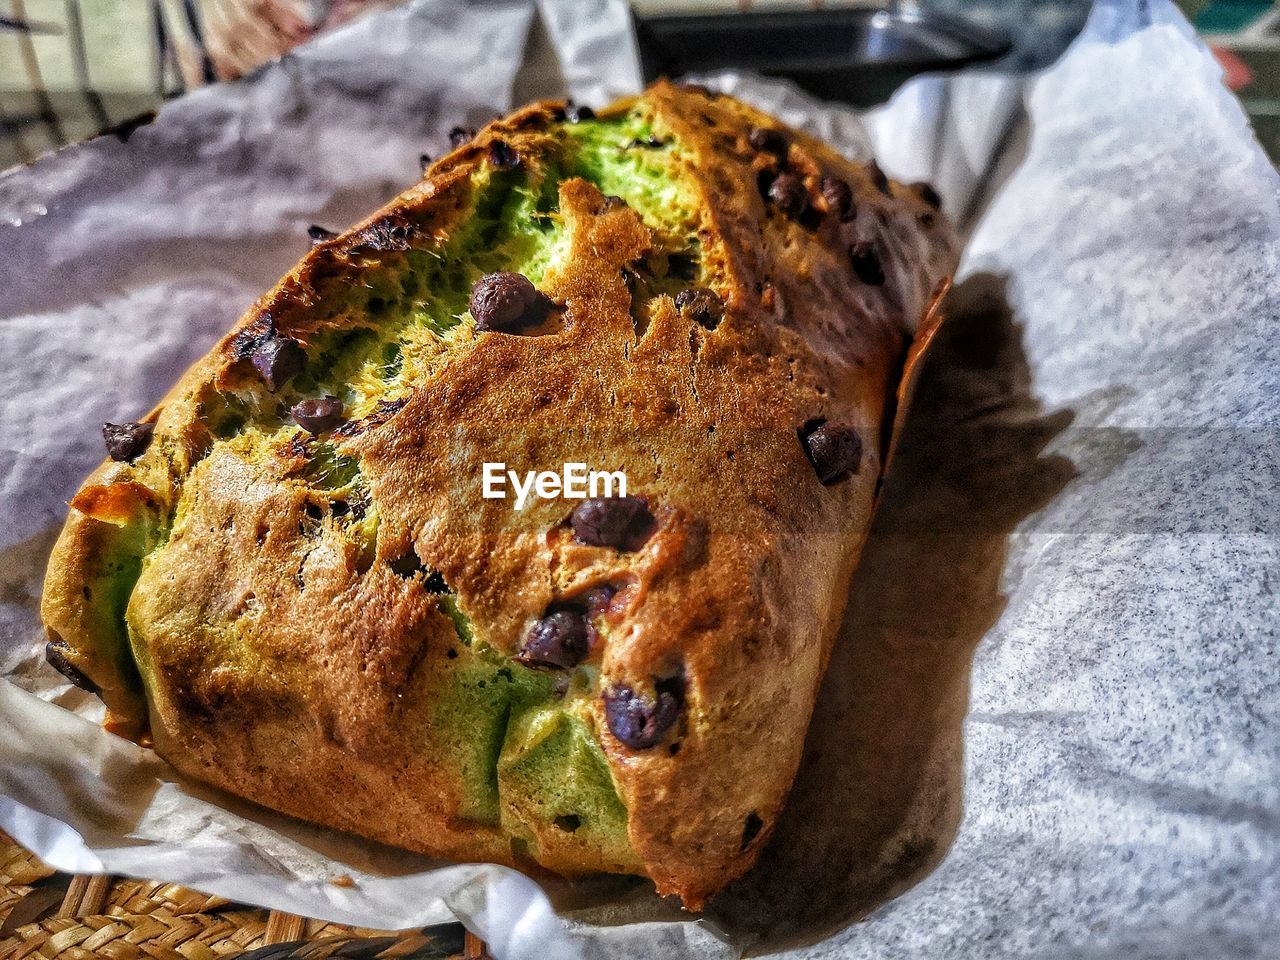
231 315 275 361
419 153 432 172
800 420 863 484
291 396 344 434
102 420 154 462
913 181 942 209
756 167 778 201
867 160 891 195
604 679 682 750
820 176 855 222
767 172 809 221
307 224 336 246
251 335 306 391
849 240 886 286
332 395 407 440
488 139 520 169
741 811 764 850
469 271 548 332
448 126 475 147
45 639 98 693
369 396 408 425
747 126 787 160
564 102 595 123
354 217 416 253
582 583 618 619
570 496 655 551
554 814 582 832
519 609 590 670
674 287 724 331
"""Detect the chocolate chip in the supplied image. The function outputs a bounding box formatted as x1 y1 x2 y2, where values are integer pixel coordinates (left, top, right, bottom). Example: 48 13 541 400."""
800 420 863 484
913 181 942 209
554 814 582 832
747 126 787 160
307 224 336 246
291 396 344 434
565 102 595 123
519 609 590 670
332 395 407 440
354 217 416 253
582 583 618 619
488 139 520 169
251 336 306 391
604 679 682 750
469 271 549 332
231 315 274 362
756 168 778 201
867 160 891 195
102 421 154 462
570 496 655 551
627 135 665 150
820 176 855 222
675 287 724 331
741 812 764 851
448 126 475 147
45 639 98 693
767 172 809 220
419 153 432 172
283 433 311 461
849 240 885 286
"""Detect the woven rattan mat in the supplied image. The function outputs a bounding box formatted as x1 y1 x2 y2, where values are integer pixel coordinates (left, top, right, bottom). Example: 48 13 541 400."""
0 833 488 958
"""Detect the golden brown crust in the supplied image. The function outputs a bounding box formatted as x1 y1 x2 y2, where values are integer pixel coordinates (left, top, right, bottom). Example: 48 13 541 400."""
41 83 957 908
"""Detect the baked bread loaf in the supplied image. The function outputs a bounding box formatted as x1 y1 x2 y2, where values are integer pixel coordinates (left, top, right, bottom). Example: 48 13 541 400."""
41 83 957 908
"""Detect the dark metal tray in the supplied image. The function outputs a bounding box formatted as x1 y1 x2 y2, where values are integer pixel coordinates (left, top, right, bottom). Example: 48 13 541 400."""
634 7 1013 107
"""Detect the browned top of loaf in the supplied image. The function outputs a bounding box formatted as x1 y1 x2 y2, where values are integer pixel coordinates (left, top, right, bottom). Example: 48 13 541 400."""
41 81 957 909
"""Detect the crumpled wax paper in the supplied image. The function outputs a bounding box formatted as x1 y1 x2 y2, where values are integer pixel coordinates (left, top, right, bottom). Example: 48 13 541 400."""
2 0 1278 957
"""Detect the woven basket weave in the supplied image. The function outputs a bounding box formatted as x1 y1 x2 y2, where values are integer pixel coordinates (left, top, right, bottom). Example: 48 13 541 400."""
0 833 487 959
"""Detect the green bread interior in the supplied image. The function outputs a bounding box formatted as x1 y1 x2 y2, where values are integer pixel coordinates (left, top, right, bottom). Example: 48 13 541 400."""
72 509 156 709
106 107 701 864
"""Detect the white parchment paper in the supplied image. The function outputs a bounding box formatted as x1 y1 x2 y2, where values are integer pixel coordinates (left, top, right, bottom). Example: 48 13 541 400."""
2 0 1277 957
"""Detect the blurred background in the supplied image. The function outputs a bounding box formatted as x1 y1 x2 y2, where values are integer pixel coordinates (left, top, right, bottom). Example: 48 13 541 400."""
0 0 1275 171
